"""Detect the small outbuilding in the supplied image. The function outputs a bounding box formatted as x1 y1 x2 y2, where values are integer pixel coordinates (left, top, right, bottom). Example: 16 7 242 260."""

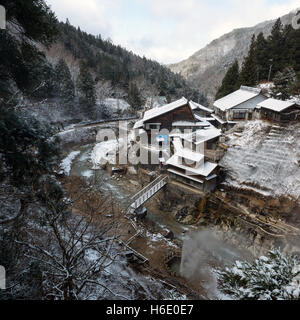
257 98 300 122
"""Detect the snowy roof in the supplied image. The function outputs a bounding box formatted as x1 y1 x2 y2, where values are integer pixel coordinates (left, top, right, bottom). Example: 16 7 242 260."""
172 121 207 127
257 98 296 112
143 97 189 122
171 127 222 145
175 148 204 162
189 101 213 113
133 97 193 129
171 137 204 162
167 155 218 177
211 114 226 125
168 169 204 184
194 115 215 126
214 86 262 111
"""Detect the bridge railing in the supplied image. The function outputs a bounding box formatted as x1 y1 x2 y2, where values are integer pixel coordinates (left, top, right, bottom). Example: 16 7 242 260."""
130 175 168 203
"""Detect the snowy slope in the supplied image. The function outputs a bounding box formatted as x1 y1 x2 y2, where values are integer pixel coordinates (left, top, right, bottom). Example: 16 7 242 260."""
220 121 300 200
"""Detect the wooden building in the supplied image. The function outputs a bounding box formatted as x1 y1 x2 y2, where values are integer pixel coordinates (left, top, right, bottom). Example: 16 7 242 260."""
167 126 222 192
213 86 267 123
257 98 300 123
133 97 222 192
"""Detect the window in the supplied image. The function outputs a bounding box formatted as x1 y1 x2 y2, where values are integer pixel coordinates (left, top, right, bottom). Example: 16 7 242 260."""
233 111 246 119
146 123 161 130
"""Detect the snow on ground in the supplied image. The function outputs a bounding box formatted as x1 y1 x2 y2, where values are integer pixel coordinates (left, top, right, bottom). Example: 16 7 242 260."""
145 96 168 109
60 151 81 175
221 121 300 200
90 139 121 169
103 98 130 113
146 231 179 249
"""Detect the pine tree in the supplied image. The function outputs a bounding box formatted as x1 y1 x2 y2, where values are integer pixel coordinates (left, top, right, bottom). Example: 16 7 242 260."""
128 82 143 111
217 250 300 300
267 18 285 78
255 32 270 81
271 66 296 100
77 62 96 117
55 59 75 108
239 35 258 86
215 60 240 100
290 73 300 96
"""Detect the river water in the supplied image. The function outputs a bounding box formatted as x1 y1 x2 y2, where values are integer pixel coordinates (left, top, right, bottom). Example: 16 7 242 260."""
68 142 253 299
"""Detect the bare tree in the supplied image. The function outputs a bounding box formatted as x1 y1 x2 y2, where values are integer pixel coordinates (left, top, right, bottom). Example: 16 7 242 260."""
9 177 127 300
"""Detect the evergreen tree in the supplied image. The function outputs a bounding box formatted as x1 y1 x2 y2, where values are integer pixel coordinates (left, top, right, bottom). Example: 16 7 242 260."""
255 32 270 81
217 250 300 300
286 26 300 74
0 1 58 103
215 60 240 100
239 35 258 86
55 59 75 108
267 18 285 78
77 62 96 117
128 82 143 111
290 73 300 96
0 108 60 187
271 66 296 100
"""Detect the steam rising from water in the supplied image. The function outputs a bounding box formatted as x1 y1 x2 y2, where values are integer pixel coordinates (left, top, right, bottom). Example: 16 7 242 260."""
180 230 252 299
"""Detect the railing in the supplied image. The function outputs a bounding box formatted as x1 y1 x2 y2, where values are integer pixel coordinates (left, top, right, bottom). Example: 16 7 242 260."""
129 175 168 211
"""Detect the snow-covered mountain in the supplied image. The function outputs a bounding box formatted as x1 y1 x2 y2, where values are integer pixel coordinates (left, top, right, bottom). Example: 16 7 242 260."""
168 10 298 104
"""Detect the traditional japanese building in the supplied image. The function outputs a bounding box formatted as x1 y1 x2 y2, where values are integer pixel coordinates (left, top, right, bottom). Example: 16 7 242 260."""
213 86 267 123
167 126 222 192
256 98 300 122
133 97 222 192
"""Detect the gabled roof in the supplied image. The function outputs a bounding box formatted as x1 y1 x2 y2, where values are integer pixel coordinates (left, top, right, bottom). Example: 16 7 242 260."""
172 121 208 127
133 97 193 129
170 126 222 145
214 86 262 112
143 97 189 122
167 155 218 177
257 98 296 112
189 101 213 113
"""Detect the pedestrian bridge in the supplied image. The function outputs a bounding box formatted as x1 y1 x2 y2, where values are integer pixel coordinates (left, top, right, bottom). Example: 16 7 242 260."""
127 175 168 214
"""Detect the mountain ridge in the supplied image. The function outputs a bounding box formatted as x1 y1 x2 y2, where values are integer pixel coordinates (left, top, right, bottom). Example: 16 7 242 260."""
168 9 298 104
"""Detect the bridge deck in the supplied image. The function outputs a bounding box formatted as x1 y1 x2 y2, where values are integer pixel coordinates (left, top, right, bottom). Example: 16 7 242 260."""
128 175 168 213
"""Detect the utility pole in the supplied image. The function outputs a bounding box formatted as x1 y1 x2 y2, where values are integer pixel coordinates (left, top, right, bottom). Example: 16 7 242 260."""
268 59 273 82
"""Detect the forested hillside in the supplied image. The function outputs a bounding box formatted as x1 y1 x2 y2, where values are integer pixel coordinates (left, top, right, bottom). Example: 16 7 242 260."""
216 18 300 100
1 0 191 300
0 0 206 125
56 21 206 106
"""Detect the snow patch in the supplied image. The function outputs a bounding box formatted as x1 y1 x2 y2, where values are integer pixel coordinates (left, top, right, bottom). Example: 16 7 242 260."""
60 151 80 175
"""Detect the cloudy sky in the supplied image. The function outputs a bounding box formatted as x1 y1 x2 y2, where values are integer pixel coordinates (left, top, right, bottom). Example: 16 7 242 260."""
46 0 299 64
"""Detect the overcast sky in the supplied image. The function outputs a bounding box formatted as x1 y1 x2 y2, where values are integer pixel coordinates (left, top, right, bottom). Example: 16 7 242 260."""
46 0 299 64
